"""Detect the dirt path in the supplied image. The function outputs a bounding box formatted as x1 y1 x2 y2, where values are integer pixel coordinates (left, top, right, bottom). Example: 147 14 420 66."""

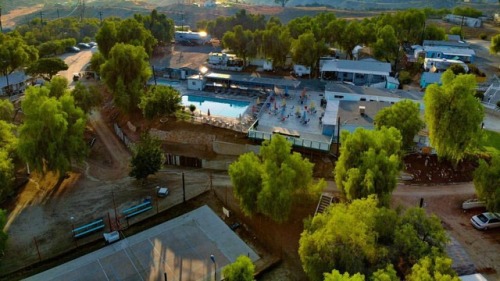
1 5 43 29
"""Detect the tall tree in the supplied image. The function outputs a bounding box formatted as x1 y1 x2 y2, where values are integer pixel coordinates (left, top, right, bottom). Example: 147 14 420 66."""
26 58 68 81
334 127 402 206
473 155 500 213
371 264 399 281
222 255 255 281
130 132 165 181
47 76 69 99
406 255 459 281
374 100 424 149
423 70 484 165
100 43 152 112
134 9 175 45
274 0 289 7
0 122 16 201
116 18 157 57
291 31 329 72
95 20 118 59
17 86 87 175
340 21 364 60
423 24 446 41
490 34 500 54
0 120 17 156
71 82 103 114
299 196 387 281
222 25 255 66
0 33 38 95
373 25 399 63
139 85 182 119
229 135 322 222
0 99 14 122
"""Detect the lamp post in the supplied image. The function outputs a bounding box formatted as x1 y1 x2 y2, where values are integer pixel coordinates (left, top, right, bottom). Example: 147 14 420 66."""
210 254 216 281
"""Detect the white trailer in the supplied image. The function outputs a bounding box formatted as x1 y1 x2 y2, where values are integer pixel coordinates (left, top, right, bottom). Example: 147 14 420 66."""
175 31 211 45
292 64 311 77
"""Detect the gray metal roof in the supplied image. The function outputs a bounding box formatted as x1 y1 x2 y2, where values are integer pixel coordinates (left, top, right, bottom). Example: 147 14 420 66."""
0 71 29 88
320 59 391 76
204 72 301 88
322 100 339 126
424 46 476 57
325 82 423 101
423 40 470 48
338 100 392 127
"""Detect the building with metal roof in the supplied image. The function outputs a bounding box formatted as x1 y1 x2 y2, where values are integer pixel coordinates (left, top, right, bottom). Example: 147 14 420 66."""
423 40 470 49
0 71 29 96
319 59 396 89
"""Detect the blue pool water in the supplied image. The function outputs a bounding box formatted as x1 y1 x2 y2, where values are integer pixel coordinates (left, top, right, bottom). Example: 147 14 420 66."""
182 95 250 118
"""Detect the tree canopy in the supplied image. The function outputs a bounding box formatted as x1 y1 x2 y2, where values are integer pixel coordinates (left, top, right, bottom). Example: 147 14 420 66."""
423 70 484 165
0 99 14 122
0 209 8 254
406 255 459 281
374 99 424 149
334 127 402 206
323 270 365 281
373 25 399 63
26 57 68 81
17 86 87 175
299 196 450 281
100 43 152 112
134 9 175 45
139 85 182 119
71 82 103 114
222 255 255 281
222 25 256 65
490 34 500 55
129 132 165 181
228 134 322 222
473 155 500 213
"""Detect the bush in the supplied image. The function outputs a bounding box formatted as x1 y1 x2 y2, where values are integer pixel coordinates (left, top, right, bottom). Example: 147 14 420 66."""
468 64 486 77
475 91 484 101
480 33 487 40
450 64 466 75
398 71 412 85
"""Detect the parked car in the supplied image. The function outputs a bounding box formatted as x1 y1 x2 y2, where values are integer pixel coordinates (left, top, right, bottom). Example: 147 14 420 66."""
77 43 91 49
66 46 80 53
88 41 98 47
156 186 169 197
73 73 80 82
462 198 487 210
470 212 500 230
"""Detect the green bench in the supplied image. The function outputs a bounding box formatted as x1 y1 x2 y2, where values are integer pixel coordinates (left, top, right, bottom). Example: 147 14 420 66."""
122 199 152 219
73 218 105 239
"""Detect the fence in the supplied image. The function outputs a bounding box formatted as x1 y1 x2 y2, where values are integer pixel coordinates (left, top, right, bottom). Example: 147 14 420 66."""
0 171 211 279
248 129 332 152
113 123 134 149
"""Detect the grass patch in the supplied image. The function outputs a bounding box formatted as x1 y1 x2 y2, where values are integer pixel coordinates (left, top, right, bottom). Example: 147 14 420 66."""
479 130 500 155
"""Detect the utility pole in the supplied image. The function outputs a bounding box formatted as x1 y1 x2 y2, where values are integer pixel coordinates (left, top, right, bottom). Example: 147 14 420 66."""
39 11 44 25
57 9 60 19
80 0 86 21
99 11 103 25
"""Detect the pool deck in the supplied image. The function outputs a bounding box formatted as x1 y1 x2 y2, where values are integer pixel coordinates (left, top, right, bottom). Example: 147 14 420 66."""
174 81 331 145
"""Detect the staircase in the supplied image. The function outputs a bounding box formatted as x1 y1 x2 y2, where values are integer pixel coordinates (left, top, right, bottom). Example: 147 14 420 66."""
315 193 337 215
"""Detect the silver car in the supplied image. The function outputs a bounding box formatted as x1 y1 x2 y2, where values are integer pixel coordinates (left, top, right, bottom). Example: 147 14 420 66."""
462 198 486 210
471 212 500 230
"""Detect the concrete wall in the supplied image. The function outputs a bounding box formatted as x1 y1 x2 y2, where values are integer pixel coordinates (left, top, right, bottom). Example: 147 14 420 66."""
212 141 260 156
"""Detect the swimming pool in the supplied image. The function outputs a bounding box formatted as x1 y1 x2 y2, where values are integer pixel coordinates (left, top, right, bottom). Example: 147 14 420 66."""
148 78 180 86
182 95 250 118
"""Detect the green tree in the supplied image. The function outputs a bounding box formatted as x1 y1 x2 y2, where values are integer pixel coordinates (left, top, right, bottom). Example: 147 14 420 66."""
374 100 424 149
423 24 446 41
0 136 16 201
116 18 157 57
95 20 118 59
0 209 8 254
71 83 103 113
139 85 181 119
299 196 386 281
452 6 482 18
393 208 448 274
371 264 399 281
340 21 364 59
47 76 69 98
0 32 38 95
100 43 152 112
130 132 165 181
274 0 289 7
291 31 329 73
373 25 399 63
134 9 175 44
324 270 365 281
334 127 402 206
222 25 255 66
0 120 18 156
406 255 459 281
17 86 87 175
423 70 484 165
90 51 106 76
448 27 462 38
0 99 14 122
27 57 68 81
229 135 322 222
473 155 500 212
449 64 466 75
490 34 500 54
222 255 255 281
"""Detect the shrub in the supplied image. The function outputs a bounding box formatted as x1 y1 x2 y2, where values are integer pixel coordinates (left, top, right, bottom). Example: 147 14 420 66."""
449 64 466 75
480 33 487 40
398 71 412 85
468 64 486 77
475 91 484 101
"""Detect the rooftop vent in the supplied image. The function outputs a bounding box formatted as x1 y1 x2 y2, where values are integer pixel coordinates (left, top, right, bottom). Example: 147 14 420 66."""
359 106 366 116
